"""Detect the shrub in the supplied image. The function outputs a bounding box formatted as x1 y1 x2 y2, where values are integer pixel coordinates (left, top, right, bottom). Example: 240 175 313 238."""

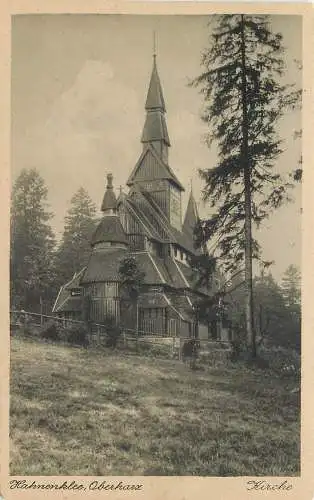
258 345 301 376
65 323 89 347
105 324 121 348
40 320 60 342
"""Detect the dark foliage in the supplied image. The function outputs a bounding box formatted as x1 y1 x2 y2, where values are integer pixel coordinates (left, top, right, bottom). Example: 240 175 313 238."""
118 256 145 300
10 168 56 311
40 320 60 342
103 316 121 348
54 187 97 289
65 323 90 347
191 14 299 274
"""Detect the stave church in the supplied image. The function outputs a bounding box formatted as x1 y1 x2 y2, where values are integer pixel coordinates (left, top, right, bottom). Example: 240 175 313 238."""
53 54 231 341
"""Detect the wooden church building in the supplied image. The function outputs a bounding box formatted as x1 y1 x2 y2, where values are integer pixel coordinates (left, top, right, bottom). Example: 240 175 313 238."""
53 54 228 340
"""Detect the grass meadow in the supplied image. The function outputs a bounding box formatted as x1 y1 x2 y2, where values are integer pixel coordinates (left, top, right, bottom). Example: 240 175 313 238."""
10 336 300 476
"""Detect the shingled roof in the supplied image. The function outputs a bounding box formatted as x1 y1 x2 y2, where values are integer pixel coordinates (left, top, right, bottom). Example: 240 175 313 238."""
80 248 128 284
91 215 128 247
145 55 166 111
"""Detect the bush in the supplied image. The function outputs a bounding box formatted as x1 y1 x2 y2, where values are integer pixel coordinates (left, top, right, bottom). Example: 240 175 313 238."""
229 338 242 362
106 324 121 348
40 320 60 342
258 345 301 375
97 316 121 348
64 323 89 347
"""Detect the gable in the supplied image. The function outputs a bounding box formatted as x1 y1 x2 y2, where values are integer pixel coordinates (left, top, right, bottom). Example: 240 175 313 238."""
127 145 184 191
127 147 170 185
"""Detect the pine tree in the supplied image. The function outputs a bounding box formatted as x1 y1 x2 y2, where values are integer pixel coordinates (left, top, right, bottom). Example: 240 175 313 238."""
191 14 299 358
253 272 287 343
55 187 97 286
281 264 301 308
10 168 56 311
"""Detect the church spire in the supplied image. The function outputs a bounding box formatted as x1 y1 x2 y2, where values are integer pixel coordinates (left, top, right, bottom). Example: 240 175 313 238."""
144 55 166 112
183 187 199 239
101 173 117 213
141 52 170 162
92 173 128 248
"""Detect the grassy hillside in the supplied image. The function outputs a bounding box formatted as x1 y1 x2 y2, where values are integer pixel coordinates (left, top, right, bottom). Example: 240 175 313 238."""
10 336 300 476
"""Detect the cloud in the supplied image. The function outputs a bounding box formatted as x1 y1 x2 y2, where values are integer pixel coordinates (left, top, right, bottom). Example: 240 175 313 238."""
13 59 143 226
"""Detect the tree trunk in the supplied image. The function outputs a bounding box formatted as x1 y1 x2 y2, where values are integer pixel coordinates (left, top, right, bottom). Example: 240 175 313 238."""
240 14 256 359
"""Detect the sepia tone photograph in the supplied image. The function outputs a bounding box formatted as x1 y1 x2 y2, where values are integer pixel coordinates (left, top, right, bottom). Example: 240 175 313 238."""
10 12 302 478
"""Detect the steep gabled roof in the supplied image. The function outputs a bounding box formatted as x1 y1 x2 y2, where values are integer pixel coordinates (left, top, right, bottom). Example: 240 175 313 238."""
125 197 161 240
120 185 201 255
126 144 184 191
140 188 199 254
131 252 167 285
145 56 166 112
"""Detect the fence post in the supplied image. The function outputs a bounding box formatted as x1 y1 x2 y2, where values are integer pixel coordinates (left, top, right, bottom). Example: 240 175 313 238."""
135 328 139 353
40 296 43 327
21 310 26 335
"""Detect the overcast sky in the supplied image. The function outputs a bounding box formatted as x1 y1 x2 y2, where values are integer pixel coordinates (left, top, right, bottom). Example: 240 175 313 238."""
11 14 302 282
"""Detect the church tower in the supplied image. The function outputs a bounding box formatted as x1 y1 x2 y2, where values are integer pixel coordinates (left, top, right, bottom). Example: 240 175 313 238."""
126 54 184 231
80 173 128 324
54 48 221 342
141 54 170 163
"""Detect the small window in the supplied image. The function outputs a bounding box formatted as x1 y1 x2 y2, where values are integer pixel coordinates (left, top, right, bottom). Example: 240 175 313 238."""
174 247 178 257
180 251 184 260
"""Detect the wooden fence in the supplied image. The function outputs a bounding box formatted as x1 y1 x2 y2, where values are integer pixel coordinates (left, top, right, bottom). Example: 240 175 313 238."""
10 309 232 360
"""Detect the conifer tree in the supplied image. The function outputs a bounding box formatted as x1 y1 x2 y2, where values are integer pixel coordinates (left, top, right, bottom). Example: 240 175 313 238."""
55 187 97 286
191 14 299 358
10 168 56 310
281 264 301 309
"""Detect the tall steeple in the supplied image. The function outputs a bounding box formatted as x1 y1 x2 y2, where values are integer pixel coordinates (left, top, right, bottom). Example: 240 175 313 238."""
141 54 170 163
183 187 199 240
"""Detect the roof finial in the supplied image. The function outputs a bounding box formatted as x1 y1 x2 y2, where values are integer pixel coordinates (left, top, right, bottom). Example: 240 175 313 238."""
153 30 157 59
107 173 113 189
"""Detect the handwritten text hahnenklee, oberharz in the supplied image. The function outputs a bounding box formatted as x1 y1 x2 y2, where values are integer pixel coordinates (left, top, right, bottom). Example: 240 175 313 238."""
9 479 143 491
